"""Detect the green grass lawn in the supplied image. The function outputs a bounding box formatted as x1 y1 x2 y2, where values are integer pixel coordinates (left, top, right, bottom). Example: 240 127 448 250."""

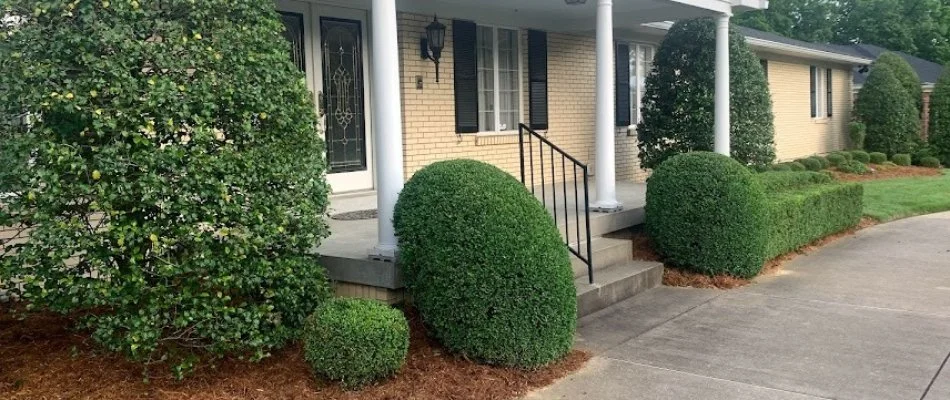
863 170 950 221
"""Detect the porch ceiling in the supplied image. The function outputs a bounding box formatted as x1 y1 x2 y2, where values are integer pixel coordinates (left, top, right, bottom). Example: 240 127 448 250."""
396 0 733 32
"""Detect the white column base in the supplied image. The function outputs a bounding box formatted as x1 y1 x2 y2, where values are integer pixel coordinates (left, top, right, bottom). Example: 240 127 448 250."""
369 244 399 262
591 200 623 213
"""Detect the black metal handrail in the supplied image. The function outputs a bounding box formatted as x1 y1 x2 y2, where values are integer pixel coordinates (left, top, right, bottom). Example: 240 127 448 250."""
518 123 594 284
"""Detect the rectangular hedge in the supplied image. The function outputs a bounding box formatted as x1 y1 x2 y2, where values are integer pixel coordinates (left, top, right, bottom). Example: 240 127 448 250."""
762 183 864 260
754 171 833 193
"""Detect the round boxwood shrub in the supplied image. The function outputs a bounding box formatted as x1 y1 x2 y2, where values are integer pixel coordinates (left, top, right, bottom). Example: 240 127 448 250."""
771 163 792 172
851 151 871 164
869 152 888 164
787 162 807 171
799 158 823 171
393 160 575 368
892 153 913 166
0 0 331 373
637 18 775 168
303 298 409 389
920 157 942 168
814 156 831 169
849 122 867 150
827 153 847 167
646 152 768 278
838 160 871 175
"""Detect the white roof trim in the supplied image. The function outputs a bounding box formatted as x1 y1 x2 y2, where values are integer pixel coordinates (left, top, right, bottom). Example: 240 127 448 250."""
643 21 873 65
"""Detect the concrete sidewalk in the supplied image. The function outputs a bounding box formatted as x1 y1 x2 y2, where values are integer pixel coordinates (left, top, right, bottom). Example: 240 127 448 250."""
526 212 950 400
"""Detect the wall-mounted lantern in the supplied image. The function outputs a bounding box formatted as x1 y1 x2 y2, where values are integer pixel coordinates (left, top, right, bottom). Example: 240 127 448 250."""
420 15 447 82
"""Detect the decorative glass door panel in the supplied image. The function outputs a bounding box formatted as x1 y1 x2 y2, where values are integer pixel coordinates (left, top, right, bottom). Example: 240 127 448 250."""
320 18 367 174
279 12 306 72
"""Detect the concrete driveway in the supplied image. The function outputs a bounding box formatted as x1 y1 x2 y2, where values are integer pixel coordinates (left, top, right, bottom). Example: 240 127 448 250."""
526 212 950 400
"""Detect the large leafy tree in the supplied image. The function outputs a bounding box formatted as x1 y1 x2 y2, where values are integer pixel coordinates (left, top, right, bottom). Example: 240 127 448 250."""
855 63 921 155
734 0 840 43
637 18 776 169
928 67 950 165
0 0 331 374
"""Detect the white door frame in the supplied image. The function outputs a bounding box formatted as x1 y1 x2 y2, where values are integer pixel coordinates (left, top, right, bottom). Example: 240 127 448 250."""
276 0 376 194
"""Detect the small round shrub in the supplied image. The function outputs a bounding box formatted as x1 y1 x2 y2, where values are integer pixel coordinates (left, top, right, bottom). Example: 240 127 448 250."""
882 161 899 167
821 170 837 180
869 152 888 164
850 151 871 164
646 152 768 279
799 158 823 171
751 164 770 173
838 160 871 174
920 157 942 168
770 163 792 172
394 160 575 368
826 153 847 166
788 162 807 171
303 298 409 389
814 156 831 169
892 153 913 166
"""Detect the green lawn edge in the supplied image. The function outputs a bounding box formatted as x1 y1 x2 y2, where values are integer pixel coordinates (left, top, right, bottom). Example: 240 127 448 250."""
862 170 950 222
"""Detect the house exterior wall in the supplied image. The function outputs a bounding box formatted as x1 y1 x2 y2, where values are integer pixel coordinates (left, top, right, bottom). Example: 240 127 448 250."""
764 58 853 160
397 12 649 183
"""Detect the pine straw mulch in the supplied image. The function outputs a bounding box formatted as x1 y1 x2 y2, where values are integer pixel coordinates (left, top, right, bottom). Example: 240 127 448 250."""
619 217 880 290
0 307 590 400
831 164 942 182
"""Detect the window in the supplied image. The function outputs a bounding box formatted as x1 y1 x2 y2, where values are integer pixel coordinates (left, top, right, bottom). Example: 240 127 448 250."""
810 66 830 119
476 26 521 132
629 43 655 125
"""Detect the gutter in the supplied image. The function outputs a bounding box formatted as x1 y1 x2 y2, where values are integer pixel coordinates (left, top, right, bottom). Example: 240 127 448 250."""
643 22 873 65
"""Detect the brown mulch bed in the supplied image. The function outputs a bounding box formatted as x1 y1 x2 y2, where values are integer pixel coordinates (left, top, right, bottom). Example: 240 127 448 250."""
831 164 941 182
0 307 590 400
621 218 879 290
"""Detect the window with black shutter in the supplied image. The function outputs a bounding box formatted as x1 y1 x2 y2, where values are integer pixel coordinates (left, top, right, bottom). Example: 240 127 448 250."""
528 30 548 130
615 43 631 126
453 19 479 133
810 66 817 118
826 68 833 117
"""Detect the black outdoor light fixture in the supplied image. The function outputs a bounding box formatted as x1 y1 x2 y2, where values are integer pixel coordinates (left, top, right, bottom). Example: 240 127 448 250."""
421 15 447 82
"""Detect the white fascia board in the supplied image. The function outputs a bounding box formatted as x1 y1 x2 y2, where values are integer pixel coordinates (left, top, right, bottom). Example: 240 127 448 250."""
668 0 733 15
731 0 769 11
643 22 873 65
746 37 873 65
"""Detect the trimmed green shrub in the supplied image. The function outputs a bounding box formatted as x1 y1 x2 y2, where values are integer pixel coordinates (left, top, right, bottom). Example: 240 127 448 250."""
869 152 888 164
855 62 921 155
920 157 942 168
638 18 775 168
763 184 864 259
911 143 938 166
814 156 832 169
826 153 847 167
892 153 913 166
393 160 575 368
849 122 867 150
303 298 409 389
838 160 871 174
851 151 871 164
799 158 823 171
787 162 807 171
770 163 793 172
646 153 768 278
0 0 332 373
751 164 771 173
821 170 837 180
930 67 950 166
754 171 833 192
882 161 899 167
875 52 923 112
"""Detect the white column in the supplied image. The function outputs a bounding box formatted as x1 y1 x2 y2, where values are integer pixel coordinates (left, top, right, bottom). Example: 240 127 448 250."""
714 13 731 156
593 0 621 212
370 0 404 259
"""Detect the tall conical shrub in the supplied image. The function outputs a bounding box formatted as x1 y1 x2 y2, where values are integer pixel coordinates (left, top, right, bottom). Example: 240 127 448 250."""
929 67 950 165
855 63 921 155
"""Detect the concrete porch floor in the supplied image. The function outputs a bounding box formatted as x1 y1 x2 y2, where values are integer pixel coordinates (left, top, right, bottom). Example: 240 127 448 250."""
316 180 647 290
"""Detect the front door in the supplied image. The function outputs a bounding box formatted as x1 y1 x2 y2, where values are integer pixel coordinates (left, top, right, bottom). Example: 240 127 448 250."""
277 1 374 193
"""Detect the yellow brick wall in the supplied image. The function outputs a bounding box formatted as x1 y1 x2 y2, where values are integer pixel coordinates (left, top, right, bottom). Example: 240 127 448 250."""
765 59 852 160
397 13 648 183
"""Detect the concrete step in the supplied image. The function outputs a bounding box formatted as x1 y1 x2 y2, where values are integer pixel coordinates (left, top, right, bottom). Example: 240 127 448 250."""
570 237 633 279
576 261 664 318
556 206 645 242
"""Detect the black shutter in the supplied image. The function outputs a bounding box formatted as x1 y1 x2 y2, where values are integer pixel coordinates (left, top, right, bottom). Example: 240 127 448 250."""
528 30 548 130
760 59 768 79
453 20 479 133
810 66 817 118
826 68 833 117
616 43 631 126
